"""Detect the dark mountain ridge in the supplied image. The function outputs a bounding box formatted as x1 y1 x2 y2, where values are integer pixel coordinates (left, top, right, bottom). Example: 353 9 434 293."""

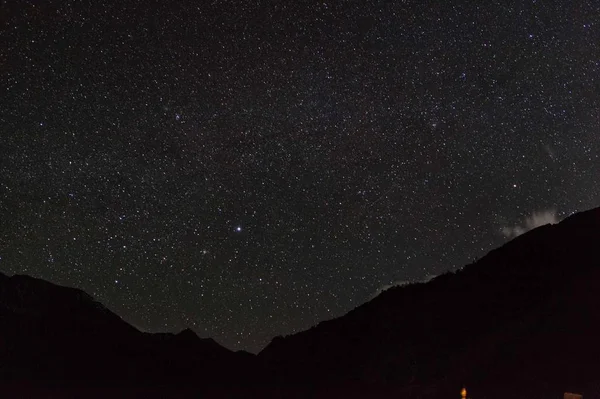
1 206 600 398
0 272 253 397
255 207 600 398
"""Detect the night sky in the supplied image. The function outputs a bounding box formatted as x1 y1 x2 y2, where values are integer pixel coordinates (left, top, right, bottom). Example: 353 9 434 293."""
1 0 599 353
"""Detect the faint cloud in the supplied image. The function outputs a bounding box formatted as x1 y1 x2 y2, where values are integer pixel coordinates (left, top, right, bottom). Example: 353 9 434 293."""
543 144 556 160
501 209 559 239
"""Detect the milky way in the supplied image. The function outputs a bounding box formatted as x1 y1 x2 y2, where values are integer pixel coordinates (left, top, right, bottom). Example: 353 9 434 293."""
1 0 599 352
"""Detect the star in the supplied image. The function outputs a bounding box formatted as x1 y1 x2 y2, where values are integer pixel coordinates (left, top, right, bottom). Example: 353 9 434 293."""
2 0 597 355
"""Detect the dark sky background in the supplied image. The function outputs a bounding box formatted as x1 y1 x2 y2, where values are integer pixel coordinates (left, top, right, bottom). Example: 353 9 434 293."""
1 0 599 353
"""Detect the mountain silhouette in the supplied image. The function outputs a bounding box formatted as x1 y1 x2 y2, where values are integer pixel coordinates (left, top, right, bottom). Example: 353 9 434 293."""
2 206 600 398
0 272 251 398
254 207 600 398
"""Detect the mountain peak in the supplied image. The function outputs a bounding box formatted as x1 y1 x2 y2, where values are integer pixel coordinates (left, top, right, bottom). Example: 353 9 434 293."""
176 327 199 340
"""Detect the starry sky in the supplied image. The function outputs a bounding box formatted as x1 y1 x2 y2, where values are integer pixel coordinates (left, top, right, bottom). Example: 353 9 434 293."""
1 0 599 353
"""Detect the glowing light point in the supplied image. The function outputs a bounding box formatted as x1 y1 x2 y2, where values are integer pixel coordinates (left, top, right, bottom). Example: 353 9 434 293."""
461 387 467 399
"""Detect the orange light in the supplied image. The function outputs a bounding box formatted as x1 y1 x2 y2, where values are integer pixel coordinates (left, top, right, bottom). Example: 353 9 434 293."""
461 387 467 399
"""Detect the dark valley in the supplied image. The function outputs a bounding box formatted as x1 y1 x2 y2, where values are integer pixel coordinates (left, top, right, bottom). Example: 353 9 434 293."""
2 206 600 398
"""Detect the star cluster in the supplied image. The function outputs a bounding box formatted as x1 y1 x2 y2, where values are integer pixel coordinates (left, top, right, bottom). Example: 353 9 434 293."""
1 0 599 352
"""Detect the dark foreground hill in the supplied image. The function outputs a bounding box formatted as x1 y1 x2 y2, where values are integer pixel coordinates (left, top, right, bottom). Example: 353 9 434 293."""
2 206 600 398
0 272 253 398
256 207 600 398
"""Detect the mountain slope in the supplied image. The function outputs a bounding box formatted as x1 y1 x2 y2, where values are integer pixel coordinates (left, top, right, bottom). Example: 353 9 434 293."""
0 272 251 398
2 206 600 398
256 207 600 398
